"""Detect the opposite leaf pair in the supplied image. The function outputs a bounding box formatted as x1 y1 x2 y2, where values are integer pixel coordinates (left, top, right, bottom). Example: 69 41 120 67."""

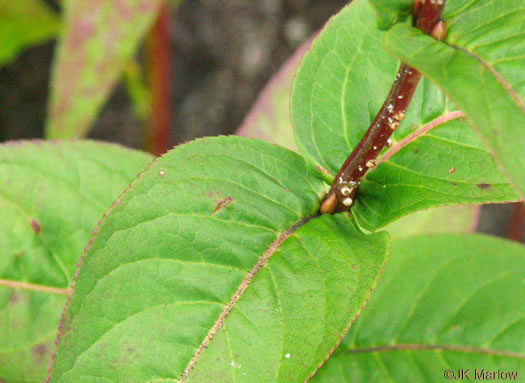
1 0 523 381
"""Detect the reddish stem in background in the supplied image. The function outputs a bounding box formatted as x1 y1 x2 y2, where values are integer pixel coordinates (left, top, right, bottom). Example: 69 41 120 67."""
320 0 446 214
506 202 525 242
147 3 171 156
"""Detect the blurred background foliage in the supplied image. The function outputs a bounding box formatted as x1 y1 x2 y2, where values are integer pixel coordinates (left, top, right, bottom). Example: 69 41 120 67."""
0 0 60 66
0 0 522 239
0 0 347 150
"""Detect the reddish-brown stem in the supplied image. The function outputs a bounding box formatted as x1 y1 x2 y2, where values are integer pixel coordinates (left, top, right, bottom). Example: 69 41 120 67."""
506 202 525 242
147 4 172 156
320 0 446 214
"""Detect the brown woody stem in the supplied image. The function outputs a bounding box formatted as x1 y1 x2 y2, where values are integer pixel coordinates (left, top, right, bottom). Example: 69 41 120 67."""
320 0 446 214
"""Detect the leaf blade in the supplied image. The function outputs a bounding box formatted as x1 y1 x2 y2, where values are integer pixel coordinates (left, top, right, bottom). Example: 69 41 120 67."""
312 234 525 382
383 204 477 239
383 1 525 199
0 140 152 382
46 0 163 138
48 137 389 383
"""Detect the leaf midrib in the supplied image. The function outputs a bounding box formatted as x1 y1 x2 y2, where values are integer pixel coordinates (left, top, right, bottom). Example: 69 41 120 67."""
0 279 70 295
378 111 465 164
179 212 320 382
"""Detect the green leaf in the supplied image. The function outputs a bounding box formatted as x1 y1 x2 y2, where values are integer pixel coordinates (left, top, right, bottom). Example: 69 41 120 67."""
383 204 477 240
356 117 519 230
368 0 412 30
312 234 525 382
47 136 389 383
46 0 164 138
0 0 60 66
291 0 519 231
383 1 525 200
0 140 152 382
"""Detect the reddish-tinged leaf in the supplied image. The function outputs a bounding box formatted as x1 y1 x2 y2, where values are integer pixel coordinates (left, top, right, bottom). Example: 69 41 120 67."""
46 0 163 138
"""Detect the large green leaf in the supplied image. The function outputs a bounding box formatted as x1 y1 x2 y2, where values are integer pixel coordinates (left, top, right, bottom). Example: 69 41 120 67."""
0 0 60 66
46 0 163 138
312 234 525 382
0 140 152 382
47 136 389 382
291 0 519 231
383 1 525 200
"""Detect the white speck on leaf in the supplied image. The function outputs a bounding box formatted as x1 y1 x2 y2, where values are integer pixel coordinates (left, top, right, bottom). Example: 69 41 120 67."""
285 353 291 359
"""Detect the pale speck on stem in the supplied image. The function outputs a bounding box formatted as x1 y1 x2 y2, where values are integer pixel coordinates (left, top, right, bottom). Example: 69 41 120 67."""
341 186 353 196
394 111 405 121
342 198 353 207
366 159 377 168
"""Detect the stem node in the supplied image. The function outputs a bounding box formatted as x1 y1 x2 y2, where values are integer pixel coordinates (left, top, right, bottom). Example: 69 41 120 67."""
319 0 446 214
